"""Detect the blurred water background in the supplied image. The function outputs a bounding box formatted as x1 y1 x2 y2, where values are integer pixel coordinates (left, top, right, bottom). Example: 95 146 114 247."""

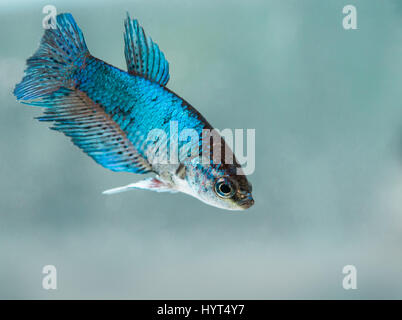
1 0 402 299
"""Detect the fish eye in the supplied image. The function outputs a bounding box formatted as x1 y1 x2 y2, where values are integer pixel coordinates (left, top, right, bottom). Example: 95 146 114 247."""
215 178 235 198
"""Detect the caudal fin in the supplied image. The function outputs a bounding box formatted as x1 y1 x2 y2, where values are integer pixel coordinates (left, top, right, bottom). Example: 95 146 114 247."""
14 13 89 105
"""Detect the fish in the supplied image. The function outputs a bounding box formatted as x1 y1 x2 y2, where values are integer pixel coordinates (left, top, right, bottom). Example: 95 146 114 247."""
14 13 254 210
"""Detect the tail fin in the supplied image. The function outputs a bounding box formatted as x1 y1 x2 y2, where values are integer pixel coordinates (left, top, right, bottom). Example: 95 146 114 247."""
14 13 89 105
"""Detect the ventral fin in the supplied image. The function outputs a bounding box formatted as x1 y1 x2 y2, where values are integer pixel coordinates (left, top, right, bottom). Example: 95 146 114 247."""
124 13 170 86
102 177 177 195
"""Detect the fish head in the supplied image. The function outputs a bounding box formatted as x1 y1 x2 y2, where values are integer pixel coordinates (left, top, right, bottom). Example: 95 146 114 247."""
211 174 254 211
180 164 254 211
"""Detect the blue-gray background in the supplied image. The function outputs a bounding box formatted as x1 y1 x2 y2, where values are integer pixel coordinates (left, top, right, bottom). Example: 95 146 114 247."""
1 0 402 299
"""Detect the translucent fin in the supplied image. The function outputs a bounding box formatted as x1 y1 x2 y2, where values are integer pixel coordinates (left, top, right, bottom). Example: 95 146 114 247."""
103 177 177 194
124 13 170 86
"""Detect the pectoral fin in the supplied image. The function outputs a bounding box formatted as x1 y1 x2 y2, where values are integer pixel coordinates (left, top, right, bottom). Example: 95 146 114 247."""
102 177 177 195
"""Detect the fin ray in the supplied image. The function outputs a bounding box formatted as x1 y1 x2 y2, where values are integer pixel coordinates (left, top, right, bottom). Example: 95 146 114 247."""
38 88 152 173
124 13 170 86
14 13 152 174
14 13 89 102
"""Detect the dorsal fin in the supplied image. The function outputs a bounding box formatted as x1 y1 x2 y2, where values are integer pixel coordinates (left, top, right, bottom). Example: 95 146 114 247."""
124 13 170 86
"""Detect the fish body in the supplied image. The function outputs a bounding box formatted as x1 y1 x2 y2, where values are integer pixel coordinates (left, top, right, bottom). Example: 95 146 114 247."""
14 13 254 210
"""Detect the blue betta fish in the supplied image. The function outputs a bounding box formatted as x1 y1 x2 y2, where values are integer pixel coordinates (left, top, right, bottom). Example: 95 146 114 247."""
14 13 254 210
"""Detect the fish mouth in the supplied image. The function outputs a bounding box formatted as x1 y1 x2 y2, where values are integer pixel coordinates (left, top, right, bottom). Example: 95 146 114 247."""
237 197 254 209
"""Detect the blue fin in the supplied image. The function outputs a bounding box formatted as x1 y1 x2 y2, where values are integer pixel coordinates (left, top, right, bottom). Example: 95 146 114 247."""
14 13 89 103
14 13 152 174
37 88 152 173
124 13 170 86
